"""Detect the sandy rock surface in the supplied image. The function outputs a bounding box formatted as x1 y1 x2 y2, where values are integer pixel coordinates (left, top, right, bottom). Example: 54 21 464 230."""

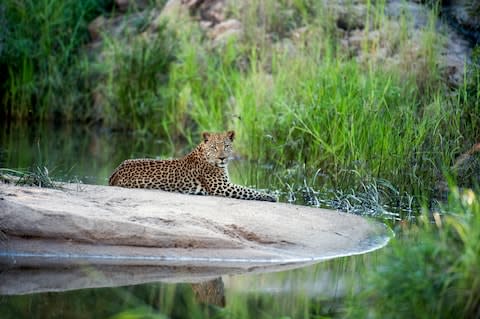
0 182 390 294
0 182 390 264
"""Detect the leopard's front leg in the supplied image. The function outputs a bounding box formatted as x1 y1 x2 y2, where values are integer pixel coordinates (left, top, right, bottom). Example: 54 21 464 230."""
212 183 277 202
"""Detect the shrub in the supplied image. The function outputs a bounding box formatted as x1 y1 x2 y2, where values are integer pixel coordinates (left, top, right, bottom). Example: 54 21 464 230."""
346 187 480 319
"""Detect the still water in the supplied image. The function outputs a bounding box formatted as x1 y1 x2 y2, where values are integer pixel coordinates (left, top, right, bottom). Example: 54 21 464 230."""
0 122 386 318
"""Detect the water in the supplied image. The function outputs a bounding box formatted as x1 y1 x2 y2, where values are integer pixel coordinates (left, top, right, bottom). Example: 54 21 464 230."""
0 256 373 318
0 122 390 318
0 257 369 318
0 121 276 189
0 121 179 185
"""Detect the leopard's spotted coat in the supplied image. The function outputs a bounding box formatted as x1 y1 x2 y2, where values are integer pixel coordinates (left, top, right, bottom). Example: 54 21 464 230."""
109 131 276 202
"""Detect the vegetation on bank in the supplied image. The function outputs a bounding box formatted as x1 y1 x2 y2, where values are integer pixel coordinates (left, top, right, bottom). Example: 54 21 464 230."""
0 167 57 188
0 0 113 119
1 0 479 199
346 186 480 319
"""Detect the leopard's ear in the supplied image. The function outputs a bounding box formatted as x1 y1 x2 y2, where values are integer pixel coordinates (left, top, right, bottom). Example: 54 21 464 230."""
227 130 235 141
202 132 211 143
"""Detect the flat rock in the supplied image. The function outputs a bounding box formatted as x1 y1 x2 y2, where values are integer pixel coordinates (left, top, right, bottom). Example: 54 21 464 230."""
0 182 390 266
0 182 390 294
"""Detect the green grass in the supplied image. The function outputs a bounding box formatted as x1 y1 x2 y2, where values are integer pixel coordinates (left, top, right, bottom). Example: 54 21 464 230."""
144 0 477 200
0 167 57 188
94 20 178 131
1 0 479 200
0 0 115 120
345 187 480 319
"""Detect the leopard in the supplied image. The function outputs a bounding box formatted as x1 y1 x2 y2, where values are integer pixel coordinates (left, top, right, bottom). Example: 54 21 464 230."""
108 130 276 202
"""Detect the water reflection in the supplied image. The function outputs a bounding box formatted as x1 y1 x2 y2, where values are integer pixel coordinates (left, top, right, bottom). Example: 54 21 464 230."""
191 278 226 307
0 255 369 318
0 264 229 297
0 122 271 189
0 121 178 185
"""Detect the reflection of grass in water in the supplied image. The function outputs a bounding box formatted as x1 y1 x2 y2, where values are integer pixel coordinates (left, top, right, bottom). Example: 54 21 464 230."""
0 122 180 185
0 280 226 319
0 129 59 188
0 256 369 318
225 254 372 318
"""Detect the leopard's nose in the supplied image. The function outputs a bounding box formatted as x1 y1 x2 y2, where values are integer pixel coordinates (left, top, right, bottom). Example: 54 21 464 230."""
218 156 226 161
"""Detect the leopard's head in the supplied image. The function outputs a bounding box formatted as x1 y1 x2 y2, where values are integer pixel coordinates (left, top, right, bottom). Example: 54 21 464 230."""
202 131 235 168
